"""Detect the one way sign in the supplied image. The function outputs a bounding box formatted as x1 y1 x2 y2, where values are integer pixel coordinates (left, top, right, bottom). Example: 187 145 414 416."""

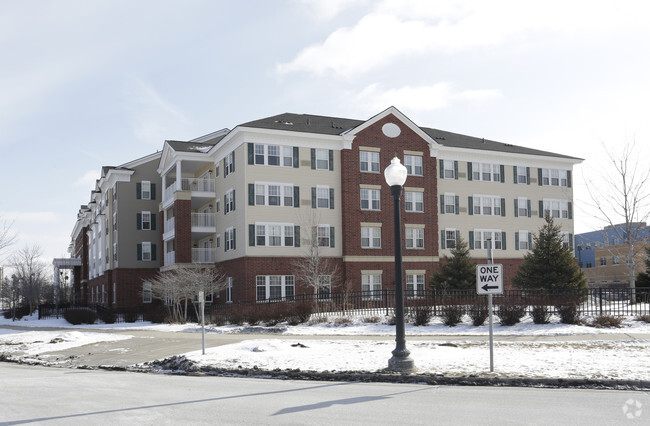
476 264 504 295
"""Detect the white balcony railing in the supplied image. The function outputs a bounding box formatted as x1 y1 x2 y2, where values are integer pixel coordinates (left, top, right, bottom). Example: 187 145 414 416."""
164 184 176 202
192 248 216 263
191 213 216 228
182 178 215 193
165 217 175 233
164 251 175 266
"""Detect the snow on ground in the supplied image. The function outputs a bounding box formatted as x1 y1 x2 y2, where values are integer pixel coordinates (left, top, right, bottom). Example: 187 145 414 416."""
2 313 650 381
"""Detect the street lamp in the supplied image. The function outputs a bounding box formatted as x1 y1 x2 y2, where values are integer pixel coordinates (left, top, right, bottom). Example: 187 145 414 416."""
384 156 415 373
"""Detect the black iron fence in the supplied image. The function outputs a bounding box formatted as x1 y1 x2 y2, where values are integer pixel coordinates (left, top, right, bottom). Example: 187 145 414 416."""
38 287 650 323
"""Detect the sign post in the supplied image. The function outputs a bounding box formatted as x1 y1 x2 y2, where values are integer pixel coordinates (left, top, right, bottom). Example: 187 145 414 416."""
199 290 205 355
476 240 503 372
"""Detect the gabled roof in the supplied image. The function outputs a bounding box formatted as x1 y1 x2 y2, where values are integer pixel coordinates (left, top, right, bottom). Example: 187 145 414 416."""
166 139 222 153
237 111 582 161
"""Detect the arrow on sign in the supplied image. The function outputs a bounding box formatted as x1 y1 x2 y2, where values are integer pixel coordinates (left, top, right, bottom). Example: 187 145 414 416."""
481 284 499 292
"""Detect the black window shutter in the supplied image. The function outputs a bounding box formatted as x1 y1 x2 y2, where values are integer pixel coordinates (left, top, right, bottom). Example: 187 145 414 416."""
294 186 300 208
248 184 255 206
527 200 532 217
526 167 530 184
232 228 236 250
500 165 505 183
329 188 334 209
439 194 445 214
328 150 334 171
539 200 544 218
515 232 520 250
501 198 506 217
568 201 573 219
567 170 572 187
501 232 506 250
311 187 316 208
538 168 543 186
136 183 142 199
468 196 473 215
330 226 335 248
151 214 156 230
248 143 254 165
310 149 316 169
454 196 459 215
151 244 157 261
528 232 533 248
514 199 519 217
453 161 458 180
569 233 574 250
293 147 299 168
137 213 142 230
294 226 300 247
231 151 235 172
455 230 460 243
223 158 227 177
467 162 473 181
249 224 255 246
469 231 474 249
440 230 446 249
513 166 517 184
151 183 156 200
232 190 235 211
137 243 142 261
439 159 444 178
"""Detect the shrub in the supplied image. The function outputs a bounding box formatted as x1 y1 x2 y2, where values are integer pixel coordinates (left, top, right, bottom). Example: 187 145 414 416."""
334 317 352 326
590 315 623 328
410 306 433 326
440 305 464 326
123 311 140 323
242 305 263 326
531 305 552 324
262 303 291 326
97 309 116 324
308 316 328 325
286 302 313 325
144 304 169 324
468 304 489 326
635 314 650 323
556 303 580 324
227 308 246 325
496 304 526 326
64 308 97 325
3 305 31 320
363 316 381 323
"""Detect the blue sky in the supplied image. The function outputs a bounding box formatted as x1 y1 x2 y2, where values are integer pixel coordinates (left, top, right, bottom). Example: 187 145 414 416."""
1 0 649 270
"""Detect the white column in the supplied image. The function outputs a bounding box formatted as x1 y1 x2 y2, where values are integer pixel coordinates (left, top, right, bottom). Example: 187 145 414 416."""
176 161 182 190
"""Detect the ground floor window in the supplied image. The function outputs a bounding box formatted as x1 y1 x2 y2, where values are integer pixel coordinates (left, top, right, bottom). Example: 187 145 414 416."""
362 273 382 300
256 275 295 301
406 273 425 298
226 277 233 303
142 282 152 303
317 275 331 300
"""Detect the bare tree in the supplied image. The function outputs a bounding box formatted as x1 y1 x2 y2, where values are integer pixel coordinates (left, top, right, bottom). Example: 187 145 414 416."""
292 211 339 303
10 245 48 314
0 215 17 259
584 141 650 303
148 266 227 323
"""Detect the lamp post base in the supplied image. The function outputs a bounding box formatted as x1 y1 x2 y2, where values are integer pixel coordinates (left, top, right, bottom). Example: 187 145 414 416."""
388 350 415 373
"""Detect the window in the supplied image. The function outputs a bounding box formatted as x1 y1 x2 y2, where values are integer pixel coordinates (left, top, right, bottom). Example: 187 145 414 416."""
224 151 235 176
225 189 235 213
360 151 380 172
473 230 503 250
141 211 151 230
316 149 330 170
226 277 233 303
517 197 529 217
472 195 502 216
516 166 528 184
405 227 424 249
442 160 456 179
517 231 530 250
143 282 152 303
472 163 501 182
254 144 294 167
225 227 235 251
613 256 620 265
541 168 570 187
404 155 423 176
543 199 569 219
361 226 381 248
600 257 607 266
316 225 330 247
361 189 380 210
444 229 457 249
406 274 425 298
362 273 382 300
256 275 295 301
405 191 424 212
317 275 331 300
141 242 152 261
444 193 456 214
316 186 330 208
141 181 151 200
255 223 295 247
254 183 294 207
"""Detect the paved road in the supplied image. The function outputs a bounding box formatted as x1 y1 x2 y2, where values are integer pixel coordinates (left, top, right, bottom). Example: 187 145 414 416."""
1 363 647 425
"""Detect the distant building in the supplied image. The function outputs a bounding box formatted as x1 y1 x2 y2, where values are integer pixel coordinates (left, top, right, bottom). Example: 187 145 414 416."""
574 223 650 287
66 107 582 308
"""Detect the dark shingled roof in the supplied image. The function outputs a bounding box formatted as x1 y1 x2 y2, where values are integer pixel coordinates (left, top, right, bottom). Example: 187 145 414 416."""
166 138 222 153
239 112 581 161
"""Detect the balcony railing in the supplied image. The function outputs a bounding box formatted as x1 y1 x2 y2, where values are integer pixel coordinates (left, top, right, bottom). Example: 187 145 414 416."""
191 213 216 228
164 251 175 266
192 248 216 263
181 178 215 193
165 217 175 233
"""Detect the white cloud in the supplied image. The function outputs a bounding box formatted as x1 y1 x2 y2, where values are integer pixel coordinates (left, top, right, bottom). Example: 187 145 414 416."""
355 82 501 113
123 78 190 146
295 0 370 21
74 170 99 189
279 0 650 77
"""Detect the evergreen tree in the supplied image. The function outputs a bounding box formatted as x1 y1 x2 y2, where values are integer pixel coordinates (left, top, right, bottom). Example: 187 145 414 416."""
512 215 587 290
431 237 476 291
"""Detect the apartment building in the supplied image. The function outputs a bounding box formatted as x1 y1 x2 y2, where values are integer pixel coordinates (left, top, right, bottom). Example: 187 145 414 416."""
70 152 162 308
154 107 582 305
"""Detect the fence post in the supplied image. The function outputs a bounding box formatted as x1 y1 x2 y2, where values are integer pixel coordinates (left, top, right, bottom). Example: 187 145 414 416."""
599 287 603 316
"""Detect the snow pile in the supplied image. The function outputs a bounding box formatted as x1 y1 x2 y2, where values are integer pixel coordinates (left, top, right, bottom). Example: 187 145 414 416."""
0 330 132 356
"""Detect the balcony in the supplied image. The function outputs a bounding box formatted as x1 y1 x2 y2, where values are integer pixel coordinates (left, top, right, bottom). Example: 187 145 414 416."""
163 177 216 209
164 251 175 266
192 248 216 264
163 217 175 241
192 213 216 239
